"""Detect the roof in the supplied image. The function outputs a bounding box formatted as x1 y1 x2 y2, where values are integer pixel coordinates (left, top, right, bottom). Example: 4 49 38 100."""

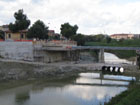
0 25 28 33
48 30 55 33
5 29 28 33
111 34 133 37
2 25 9 28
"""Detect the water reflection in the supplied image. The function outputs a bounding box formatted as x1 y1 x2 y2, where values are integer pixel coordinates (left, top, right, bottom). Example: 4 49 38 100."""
105 52 135 64
15 92 30 105
0 72 136 105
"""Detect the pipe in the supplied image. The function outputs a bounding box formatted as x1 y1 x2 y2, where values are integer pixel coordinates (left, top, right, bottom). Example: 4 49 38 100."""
102 66 124 73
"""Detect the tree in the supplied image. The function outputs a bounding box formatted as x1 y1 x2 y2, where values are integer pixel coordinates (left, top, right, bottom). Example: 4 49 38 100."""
72 34 85 46
94 34 106 42
60 23 78 39
27 20 48 39
9 9 30 32
0 30 4 39
106 37 112 43
49 35 60 40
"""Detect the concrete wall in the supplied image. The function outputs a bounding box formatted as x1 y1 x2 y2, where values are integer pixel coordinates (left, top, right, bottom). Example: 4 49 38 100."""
44 52 64 63
80 51 96 63
0 42 33 61
0 42 80 63
33 49 67 63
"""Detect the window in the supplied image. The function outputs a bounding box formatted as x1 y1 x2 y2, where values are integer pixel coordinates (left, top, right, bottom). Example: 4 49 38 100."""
20 34 24 39
8 34 11 38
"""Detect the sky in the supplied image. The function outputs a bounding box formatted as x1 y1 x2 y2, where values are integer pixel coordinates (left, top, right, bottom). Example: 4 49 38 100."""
0 0 140 35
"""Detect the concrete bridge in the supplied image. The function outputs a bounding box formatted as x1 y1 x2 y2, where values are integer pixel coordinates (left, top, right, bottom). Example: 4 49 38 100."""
72 46 140 51
43 46 140 51
71 46 140 63
42 45 140 64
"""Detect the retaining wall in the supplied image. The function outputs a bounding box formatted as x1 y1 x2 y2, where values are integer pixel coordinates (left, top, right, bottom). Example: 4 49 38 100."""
0 42 34 61
0 42 69 63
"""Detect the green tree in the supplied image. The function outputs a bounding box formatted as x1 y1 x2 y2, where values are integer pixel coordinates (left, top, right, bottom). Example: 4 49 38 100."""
72 34 85 46
106 37 112 43
0 30 4 39
27 20 48 39
94 34 106 42
60 23 78 39
9 9 30 32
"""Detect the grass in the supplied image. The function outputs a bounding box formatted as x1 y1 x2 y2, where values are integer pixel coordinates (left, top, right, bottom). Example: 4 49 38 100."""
0 80 35 91
105 83 140 105
85 39 140 47
106 50 136 59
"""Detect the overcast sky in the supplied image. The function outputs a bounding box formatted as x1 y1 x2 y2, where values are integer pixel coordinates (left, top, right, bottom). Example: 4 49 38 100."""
0 0 140 35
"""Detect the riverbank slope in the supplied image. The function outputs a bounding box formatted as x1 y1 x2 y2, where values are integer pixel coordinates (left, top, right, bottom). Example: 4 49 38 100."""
0 59 139 81
105 83 140 105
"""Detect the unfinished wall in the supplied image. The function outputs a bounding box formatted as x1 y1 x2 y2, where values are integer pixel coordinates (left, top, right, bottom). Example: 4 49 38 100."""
0 42 34 61
33 49 67 63
0 42 80 63
80 51 96 63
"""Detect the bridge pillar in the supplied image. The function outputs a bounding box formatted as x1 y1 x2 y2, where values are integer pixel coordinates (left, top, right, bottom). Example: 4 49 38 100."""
98 49 104 63
136 50 140 69
67 50 80 61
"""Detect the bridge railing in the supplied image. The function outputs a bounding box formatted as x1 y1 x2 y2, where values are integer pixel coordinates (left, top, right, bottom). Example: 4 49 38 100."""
72 46 140 50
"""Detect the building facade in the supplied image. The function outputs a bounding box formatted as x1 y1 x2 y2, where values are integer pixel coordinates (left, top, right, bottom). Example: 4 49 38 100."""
5 30 27 40
0 25 27 40
110 34 134 40
48 30 55 37
134 34 140 39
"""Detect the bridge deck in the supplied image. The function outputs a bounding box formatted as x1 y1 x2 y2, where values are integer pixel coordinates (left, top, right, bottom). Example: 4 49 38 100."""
72 46 140 50
42 46 140 51
73 83 128 87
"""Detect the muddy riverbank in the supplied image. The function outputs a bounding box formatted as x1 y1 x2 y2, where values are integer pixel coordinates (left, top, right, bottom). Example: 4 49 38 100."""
0 59 139 81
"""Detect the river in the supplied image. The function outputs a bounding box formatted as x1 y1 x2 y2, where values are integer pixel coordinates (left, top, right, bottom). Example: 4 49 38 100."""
0 72 135 105
0 53 136 105
104 52 135 64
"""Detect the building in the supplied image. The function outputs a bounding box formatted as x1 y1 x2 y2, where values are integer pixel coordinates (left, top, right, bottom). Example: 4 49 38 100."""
0 25 27 40
110 34 134 40
0 26 61 41
48 30 60 37
48 30 61 40
48 30 55 37
0 26 3 31
133 34 140 39
5 30 27 40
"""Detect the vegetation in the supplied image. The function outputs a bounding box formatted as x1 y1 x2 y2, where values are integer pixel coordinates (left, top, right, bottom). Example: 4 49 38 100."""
48 34 60 40
107 50 136 59
27 20 48 39
60 22 87 46
85 39 140 47
72 33 85 45
60 22 78 39
105 83 140 105
0 80 34 91
9 9 30 32
0 30 4 39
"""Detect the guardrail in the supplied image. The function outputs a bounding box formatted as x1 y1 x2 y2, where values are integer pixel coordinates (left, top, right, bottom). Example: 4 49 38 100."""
72 46 140 50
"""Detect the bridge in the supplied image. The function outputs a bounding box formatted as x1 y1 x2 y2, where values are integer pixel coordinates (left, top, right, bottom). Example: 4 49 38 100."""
72 46 140 51
42 45 140 51
71 46 140 63
42 45 140 63
73 83 128 87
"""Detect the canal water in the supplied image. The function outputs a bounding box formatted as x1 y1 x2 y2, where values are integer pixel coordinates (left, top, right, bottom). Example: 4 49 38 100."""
104 52 135 64
0 72 135 105
0 53 136 105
